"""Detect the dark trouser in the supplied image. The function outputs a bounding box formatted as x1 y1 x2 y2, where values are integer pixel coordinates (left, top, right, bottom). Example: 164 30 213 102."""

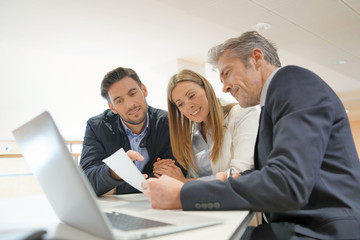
240 223 316 240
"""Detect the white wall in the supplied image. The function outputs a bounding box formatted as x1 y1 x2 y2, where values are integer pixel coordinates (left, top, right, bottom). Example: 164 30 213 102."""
0 42 180 139
0 0 235 140
2 0 359 140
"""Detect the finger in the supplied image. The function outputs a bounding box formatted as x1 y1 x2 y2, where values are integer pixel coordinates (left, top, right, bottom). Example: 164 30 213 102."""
154 162 176 169
156 164 171 170
231 172 242 179
126 150 145 162
157 158 171 161
153 160 173 169
154 166 170 175
141 179 150 195
154 173 161 178
154 170 167 175
154 168 167 175
153 161 160 169
153 162 171 170
156 158 175 163
155 161 174 167
142 174 148 179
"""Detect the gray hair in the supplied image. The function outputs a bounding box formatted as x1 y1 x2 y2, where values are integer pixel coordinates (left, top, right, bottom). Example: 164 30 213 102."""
208 31 281 69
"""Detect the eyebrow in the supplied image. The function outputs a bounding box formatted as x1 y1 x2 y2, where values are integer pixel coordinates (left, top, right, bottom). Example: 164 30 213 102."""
111 87 138 103
128 87 137 93
220 66 228 78
174 88 195 104
112 96 121 103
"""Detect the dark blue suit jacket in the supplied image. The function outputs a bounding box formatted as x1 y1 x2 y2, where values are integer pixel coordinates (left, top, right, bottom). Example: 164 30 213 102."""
181 66 360 239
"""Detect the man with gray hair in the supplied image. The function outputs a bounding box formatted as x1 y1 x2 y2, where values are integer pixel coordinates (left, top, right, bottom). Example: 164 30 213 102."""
142 32 360 239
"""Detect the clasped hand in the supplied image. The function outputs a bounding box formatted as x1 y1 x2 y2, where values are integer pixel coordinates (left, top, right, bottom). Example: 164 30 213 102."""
153 158 186 182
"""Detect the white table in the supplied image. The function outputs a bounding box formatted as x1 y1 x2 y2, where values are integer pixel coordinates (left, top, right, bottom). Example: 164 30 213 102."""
0 193 252 239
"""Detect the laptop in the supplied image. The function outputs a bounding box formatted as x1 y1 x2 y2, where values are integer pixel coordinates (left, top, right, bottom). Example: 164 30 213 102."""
12 111 222 239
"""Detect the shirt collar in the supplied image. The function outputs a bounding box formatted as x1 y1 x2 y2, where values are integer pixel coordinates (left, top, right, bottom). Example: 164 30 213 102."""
194 123 211 145
260 67 281 107
120 113 149 137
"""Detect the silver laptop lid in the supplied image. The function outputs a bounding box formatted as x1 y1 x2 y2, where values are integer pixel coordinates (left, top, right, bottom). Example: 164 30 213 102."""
13 111 114 240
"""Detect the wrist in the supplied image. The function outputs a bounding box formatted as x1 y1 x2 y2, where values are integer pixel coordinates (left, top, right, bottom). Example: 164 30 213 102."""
109 169 121 180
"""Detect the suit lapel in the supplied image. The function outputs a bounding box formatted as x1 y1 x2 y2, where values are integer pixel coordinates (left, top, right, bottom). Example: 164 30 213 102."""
254 106 264 170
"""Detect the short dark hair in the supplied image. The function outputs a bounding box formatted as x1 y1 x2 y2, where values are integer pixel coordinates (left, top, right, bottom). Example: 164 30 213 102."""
100 67 142 102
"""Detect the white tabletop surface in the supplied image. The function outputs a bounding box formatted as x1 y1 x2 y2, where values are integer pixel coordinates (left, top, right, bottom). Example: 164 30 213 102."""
0 193 252 240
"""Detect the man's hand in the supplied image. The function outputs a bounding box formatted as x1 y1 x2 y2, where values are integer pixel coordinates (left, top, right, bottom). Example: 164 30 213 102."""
126 150 145 162
142 175 183 209
109 150 145 180
153 158 186 182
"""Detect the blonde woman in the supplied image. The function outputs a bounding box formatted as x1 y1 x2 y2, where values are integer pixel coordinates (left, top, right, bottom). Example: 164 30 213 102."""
153 69 260 181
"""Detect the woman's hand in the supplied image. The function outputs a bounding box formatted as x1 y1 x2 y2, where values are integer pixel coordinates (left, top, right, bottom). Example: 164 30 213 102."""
153 158 186 182
216 170 241 182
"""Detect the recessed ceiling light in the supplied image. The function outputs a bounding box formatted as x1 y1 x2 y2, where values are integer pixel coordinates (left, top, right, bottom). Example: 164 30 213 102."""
252 22 272 31
334 60 346 65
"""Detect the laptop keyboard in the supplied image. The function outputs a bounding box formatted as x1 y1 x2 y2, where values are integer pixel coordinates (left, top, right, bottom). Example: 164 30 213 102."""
105 212 173 231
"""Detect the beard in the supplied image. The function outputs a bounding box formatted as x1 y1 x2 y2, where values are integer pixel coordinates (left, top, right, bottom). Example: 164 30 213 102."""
123 113 147 126
122 105 148 126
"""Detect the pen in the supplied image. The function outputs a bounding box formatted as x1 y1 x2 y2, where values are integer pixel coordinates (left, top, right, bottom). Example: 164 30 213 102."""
227 168 232 179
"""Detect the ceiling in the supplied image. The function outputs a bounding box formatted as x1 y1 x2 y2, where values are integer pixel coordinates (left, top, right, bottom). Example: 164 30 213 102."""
156 0 360 121
1 0 360 124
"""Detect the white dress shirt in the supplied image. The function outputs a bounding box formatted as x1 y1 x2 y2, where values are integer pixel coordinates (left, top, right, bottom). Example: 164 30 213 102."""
189 99 260 180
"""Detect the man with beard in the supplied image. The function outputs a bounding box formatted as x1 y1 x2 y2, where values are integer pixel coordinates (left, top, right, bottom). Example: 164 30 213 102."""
80 67 183 196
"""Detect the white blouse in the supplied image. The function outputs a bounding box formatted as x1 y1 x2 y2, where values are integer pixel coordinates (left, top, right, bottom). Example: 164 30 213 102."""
189 99 260 179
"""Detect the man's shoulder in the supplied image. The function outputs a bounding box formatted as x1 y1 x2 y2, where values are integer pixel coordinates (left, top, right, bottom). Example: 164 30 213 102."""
87 109 118 126
148 106 168 120
270 65 325 93
274 65 319 82
148 106 169 132
277 65 307 73
267 65 337 112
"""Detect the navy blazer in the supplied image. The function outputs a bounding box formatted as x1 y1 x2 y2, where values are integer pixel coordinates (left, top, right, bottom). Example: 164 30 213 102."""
180 66 360 239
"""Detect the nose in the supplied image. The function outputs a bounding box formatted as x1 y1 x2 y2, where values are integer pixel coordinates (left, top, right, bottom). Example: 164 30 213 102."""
124 99 136 110
222 80 232 93
185 99 194 109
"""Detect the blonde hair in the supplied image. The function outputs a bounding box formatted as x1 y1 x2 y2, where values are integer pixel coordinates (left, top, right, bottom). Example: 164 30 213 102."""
167 69 236 172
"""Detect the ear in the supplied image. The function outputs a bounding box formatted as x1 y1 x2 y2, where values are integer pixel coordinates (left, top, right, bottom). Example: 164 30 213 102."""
251 48 264 67
141 84 148 97
108 102 118 114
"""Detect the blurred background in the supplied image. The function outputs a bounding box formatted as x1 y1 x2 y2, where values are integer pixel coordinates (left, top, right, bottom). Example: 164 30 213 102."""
1 0 360 140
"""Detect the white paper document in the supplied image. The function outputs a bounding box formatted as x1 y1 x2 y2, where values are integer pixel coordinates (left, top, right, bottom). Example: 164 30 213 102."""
102 148 145 192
